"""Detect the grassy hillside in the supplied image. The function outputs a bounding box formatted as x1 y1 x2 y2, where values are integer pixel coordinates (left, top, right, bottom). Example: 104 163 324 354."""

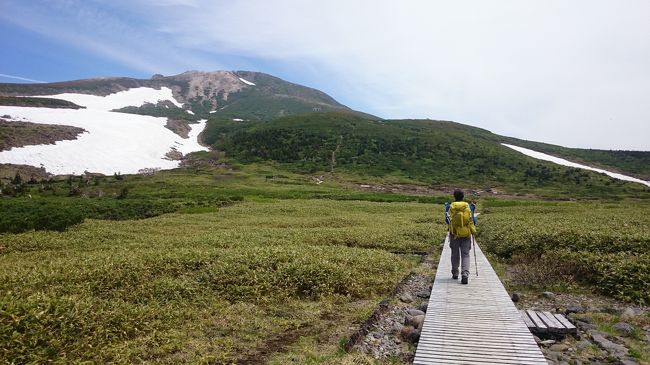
498 137 650 180
203 112 649 198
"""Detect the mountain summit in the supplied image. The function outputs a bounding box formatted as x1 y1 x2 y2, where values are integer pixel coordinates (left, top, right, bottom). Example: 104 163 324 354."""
0 71 373 121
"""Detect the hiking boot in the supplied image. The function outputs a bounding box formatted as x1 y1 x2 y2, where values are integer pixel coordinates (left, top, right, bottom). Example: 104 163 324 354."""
452 274 458 280
461 276 468 285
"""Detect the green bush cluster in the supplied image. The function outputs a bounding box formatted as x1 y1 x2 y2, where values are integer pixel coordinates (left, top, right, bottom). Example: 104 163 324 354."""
479 202 650 304
0 198 177 233
0 201 85 232
197 245 406 301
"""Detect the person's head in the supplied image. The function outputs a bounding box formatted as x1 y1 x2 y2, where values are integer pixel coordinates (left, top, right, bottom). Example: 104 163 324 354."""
453 189 464 202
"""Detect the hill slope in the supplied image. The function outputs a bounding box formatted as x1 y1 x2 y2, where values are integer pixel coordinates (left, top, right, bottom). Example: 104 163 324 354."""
202 112 649 198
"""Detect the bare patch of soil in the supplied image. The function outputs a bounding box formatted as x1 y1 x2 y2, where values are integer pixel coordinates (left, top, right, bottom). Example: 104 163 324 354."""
0 118 86 151
237 324 313 365
164 149 183 161
164 119 191 138
0 96 84 109
354 182 538 200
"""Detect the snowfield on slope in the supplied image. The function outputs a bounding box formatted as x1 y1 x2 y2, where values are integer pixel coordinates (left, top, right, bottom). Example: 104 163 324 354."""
0 87 208 175
238 77 255 86
502 143 650 188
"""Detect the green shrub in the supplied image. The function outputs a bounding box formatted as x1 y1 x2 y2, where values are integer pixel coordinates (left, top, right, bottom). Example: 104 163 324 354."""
479 203 650 304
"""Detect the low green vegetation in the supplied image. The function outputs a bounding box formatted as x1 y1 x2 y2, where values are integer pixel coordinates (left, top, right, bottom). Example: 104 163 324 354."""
1 151 649 363
479 201 650 304
0 161 447 234
0 196 444 363
0 198 179 233
113 103 198 121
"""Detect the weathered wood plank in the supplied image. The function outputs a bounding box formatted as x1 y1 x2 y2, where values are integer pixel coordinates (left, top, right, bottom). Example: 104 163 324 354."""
413 235 546 364
520 310 536 329
416 351 547 363
553 313 577 333
526 310 548 332
417 340 543 351
415 352 547 365
540 311 568 332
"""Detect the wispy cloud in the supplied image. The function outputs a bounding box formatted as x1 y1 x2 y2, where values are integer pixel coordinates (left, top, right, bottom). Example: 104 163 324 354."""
0 73 46 83
0 0 221 75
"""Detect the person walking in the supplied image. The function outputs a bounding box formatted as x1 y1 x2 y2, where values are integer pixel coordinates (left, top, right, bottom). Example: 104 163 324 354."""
447 189 477 284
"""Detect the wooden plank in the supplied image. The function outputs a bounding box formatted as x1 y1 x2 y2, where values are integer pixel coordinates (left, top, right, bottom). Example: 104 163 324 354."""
418 335 539 346
525 310 548 333
520 310 536 329
539 311 567 332
416 352 547 364
413 235 547 364
417 340 543 351
415 359 543 365
416 351 547 362
553 313 577 333
417 340 542 352
415 352 547 365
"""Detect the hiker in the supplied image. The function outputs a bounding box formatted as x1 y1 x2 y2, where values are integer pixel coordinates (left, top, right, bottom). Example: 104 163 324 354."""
446 189 476 284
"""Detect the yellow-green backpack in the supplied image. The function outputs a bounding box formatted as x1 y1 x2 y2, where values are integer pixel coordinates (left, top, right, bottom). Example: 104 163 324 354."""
449 203 472 238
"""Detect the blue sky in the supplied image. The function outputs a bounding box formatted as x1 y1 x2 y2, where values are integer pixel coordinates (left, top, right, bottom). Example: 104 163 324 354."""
1 0 649 150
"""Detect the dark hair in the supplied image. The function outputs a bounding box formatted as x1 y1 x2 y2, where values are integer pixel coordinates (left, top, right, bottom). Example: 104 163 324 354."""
453 189 464 201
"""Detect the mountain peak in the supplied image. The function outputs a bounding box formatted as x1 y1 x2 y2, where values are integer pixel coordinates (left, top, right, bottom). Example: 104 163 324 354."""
0 70 374 120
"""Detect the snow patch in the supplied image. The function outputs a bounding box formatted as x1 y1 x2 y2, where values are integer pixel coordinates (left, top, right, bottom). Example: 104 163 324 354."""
238 77 255 86
209 110 216 114
0 88 207 175
175 120 209 155
232 118 244 122
502 143 650 188
187 110 195 115
40 87 184 110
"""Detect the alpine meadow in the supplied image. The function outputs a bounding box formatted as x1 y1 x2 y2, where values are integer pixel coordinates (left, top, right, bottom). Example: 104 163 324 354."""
2 12 650 363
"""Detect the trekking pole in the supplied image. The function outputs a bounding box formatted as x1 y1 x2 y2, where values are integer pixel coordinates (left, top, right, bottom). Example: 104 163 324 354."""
472 235 478 276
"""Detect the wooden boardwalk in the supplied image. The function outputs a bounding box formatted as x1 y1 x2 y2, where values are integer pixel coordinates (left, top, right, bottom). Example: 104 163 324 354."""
414 234 548 365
